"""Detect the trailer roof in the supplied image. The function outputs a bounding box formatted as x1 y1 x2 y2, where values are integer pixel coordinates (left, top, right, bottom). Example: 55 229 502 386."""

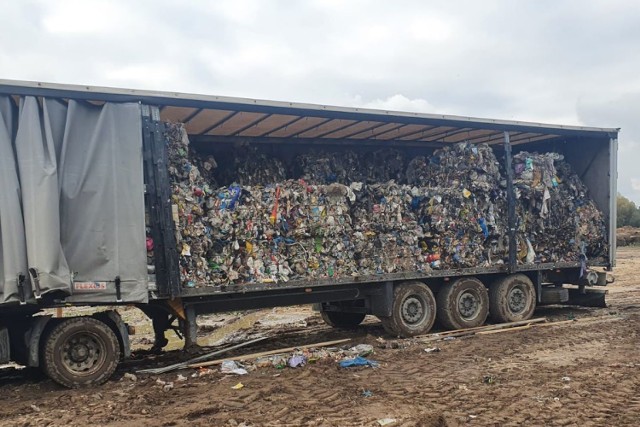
0 79 618 146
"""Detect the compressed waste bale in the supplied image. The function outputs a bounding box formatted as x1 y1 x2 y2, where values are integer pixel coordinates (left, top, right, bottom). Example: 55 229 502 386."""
512 151 607 264
404 143 508 269
296 149 366 184
412 187 508 269
407 142 501 191
350 182 430 274
216 146 287 186
159 123 607 289
363 148 406 183
296 148 405 185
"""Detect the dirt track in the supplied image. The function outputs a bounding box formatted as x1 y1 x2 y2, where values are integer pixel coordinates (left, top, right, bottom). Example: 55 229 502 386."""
1 247 640 426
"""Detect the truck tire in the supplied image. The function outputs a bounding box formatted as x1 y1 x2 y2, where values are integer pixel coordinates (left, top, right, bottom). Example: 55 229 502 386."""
320 311 366 328
437 277 489 330
540 287 569 304
379 281 436 337
42 317 120 388
489 274 536 323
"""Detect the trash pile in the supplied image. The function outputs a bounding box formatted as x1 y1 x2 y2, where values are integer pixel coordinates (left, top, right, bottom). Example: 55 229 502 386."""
158 123 608 288
295 148 405 185
217 146 287 186
513 152 607 262
209 343 377 376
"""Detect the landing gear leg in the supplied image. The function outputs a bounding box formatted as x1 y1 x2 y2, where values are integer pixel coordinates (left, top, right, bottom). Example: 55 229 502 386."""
182 305 198 350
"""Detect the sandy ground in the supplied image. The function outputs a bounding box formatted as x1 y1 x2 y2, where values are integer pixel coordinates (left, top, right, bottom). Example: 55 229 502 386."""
1 247 639 426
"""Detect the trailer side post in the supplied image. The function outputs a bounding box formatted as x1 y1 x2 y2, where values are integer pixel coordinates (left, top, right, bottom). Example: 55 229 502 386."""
608 136 618 269
142 105 181 298
504 131 517 272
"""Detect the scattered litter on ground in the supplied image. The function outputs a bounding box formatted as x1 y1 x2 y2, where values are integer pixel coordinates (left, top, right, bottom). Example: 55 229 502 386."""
288 354 307 368
377 418 397 426
346 344 374 357
424 347 441 353
231 382 244 390
339 356 379 368
220 360 248 375
483 375 495 384
123 372 137 382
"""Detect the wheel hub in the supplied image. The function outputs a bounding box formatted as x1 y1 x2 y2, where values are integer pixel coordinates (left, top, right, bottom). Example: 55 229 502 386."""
508 286 527 313
401 296 425 324
70 344 90 362
62 333 104 373
458 291 480 320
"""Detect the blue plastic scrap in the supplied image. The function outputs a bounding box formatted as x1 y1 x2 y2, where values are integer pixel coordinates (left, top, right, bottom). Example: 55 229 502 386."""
339 356 379 368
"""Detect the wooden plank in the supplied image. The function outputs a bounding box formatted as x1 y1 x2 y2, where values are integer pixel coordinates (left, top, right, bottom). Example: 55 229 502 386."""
349 123 404 139
297 119 357 138
138 336 269 375
268 117 328 137
189 338 352 369
206 112 267 136
322 120 385 139
415 318 548 343
161 106 199 123
185 109 234 134
476 324 533 335
238 114 299 137
374 124 431 140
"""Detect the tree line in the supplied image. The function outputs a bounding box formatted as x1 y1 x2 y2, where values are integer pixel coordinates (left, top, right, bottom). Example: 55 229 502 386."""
617 194 640 228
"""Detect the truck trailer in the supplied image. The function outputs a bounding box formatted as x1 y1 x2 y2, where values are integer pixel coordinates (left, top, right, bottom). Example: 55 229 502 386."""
0 80 617 387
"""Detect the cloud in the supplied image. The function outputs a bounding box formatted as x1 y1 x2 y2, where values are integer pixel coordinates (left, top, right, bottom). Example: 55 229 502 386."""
1 0 639 200
350 94 436 114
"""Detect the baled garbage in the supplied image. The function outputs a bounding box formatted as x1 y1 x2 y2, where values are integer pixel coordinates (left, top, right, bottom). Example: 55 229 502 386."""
156 123 607 288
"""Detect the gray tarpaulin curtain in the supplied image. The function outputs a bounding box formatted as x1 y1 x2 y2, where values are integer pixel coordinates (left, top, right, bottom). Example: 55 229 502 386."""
0 96 147 304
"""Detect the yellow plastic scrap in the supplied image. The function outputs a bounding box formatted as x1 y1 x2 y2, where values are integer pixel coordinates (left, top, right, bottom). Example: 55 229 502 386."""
231 382 244 390
181 243 191 257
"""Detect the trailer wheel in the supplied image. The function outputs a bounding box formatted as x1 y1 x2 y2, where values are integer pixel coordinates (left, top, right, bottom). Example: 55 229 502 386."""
320 311 366 328
379 281 436 337
42 317 120 388
489 274 536 323
437 277 489 330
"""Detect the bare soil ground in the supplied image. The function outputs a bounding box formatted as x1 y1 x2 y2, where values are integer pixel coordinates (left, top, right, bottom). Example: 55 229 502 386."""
1 247 640 426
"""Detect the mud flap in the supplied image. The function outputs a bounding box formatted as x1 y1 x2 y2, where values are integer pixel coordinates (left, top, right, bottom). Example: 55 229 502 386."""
566 288 607 308
369 282 394 317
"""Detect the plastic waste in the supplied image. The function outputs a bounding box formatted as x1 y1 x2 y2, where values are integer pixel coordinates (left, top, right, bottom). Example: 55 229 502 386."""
159 123 608 289
220 360 248 375
345 344 374 357
339 356 379 368
288 354 307 368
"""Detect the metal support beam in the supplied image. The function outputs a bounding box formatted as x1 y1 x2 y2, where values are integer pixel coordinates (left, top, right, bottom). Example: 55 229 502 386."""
608 137 618 270
192 135 445 149
504 131 517 272
535 270 542 303
142 106 181 298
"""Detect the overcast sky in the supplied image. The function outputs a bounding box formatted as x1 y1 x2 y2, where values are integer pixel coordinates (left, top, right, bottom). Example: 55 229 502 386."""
1 0 638 202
